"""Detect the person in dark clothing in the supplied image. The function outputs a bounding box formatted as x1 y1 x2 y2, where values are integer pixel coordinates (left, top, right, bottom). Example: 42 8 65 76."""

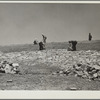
39 41 45 50
72 41 77 51
33 40 38 45
68 41 73 51
42 34 47 43
89 33 92 41
68 41 77 51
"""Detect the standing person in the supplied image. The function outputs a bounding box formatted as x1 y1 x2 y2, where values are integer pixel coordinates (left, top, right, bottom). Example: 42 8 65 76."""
39 41 45 50
72 41 77 51
89 33 92 41
42 34 47 43
68 41 73 51
68 41 77 51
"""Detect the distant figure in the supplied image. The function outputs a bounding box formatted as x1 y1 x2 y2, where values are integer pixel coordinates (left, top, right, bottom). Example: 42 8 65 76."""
72 41 77 51
33 40 38 45
89 33 92 41
42 34 47 43
39 41 45 50
68 41 77 51
68 41 73 51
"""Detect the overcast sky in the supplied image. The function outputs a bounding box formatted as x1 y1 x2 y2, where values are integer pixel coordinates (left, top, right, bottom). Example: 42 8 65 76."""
0 3 100 45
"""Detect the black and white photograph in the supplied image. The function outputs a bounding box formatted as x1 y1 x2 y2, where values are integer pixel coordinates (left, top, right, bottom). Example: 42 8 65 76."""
0 1 100 99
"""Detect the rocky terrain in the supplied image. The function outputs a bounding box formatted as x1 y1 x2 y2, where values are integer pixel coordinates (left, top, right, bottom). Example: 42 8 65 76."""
0 40 100 90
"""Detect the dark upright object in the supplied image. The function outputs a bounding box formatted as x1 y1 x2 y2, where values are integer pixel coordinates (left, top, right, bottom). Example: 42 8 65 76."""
89 33 92 41
39 42 45 50
68 41 77 51
33 40 38 45
42 34 47 43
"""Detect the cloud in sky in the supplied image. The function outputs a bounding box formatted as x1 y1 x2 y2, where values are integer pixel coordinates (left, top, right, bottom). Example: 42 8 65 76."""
0 3 100 45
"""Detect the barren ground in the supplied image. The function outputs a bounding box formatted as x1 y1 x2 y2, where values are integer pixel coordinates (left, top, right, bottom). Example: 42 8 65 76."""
0 40 100 90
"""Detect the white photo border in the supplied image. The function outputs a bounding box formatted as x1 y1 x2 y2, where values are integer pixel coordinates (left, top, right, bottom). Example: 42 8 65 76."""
0 1 100 99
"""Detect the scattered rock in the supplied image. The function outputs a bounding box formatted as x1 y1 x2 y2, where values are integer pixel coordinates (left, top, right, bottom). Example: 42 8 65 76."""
93 73 98 78
70 87 77 90
76 71 84 77
52 72 57 75
0 61 20 74
59 71 63 74
93 65 100 70
51 50 100 80
82 74 87 78
0 49 100 80
7 79 13 82
97 71 100 77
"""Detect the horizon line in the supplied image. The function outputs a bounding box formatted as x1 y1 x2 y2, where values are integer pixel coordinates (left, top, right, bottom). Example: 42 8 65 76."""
0 39 99 46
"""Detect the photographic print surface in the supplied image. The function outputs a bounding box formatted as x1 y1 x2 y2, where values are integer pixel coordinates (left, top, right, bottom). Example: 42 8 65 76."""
0 2 100 91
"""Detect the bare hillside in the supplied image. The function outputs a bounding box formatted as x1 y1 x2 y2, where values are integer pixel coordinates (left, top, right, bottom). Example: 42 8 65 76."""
0 40 99 53
0 40 100 90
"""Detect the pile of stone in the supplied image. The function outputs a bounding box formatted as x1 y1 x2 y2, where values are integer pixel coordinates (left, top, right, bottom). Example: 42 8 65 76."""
0 61 20 74
55 62 100 80
73 63 100 80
